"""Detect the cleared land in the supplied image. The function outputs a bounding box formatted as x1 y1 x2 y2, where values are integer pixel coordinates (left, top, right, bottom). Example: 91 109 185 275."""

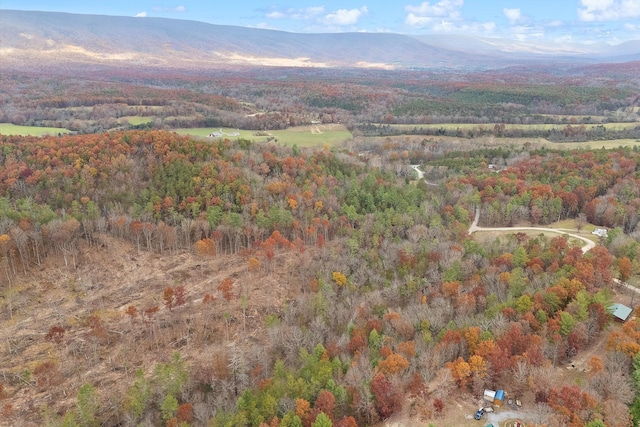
363 134 640 150
118 116 154 125
0 123 70 136
384 122 639 131
174 124 352 147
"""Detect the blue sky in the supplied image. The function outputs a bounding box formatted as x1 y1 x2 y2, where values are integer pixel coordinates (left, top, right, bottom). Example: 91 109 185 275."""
2 0 639 43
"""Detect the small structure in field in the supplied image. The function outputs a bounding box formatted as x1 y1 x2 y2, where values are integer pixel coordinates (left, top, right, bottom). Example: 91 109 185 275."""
494 390 505 406
208 128 240 138
610 303 632 322
592 228 608 237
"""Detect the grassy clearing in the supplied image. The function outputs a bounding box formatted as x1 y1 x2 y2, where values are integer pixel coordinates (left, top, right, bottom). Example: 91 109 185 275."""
546 218 601 233
474 227 598 246
174 124 352 148
119 116 154 125
546 139 640 150
538 114 608 121
384 122 639 132
365 134 640 150
0 123 70 136
173 127 255 139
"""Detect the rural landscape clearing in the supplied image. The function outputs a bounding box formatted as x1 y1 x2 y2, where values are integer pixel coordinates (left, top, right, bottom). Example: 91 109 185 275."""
1 4 640 427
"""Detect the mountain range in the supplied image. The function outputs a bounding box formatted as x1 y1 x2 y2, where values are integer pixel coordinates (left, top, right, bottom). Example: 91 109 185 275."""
1 9 640 70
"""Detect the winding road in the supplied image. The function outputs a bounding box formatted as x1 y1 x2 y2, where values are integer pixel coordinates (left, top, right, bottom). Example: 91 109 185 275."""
468 208 596 254
412 164 640 294
467 205 640 295
412 164 595 254
410 164 439 186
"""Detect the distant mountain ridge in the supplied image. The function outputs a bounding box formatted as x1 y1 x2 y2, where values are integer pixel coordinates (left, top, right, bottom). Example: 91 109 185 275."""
1 9 639 70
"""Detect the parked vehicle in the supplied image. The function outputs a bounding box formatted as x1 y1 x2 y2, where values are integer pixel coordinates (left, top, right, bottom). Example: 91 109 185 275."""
474 407 485 420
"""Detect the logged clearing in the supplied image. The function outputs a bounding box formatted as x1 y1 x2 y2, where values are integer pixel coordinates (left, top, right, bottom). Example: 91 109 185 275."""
0 234 305 424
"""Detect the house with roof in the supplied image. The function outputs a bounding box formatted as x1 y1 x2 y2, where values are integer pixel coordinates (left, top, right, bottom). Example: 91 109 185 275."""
610 303 633 322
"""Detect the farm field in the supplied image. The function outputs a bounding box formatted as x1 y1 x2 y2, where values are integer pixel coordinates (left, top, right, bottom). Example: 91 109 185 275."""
119 116 154 125
383 122 639 132
546 138 640 149
174 123 352 147
363 133 640 150
0 123 70 136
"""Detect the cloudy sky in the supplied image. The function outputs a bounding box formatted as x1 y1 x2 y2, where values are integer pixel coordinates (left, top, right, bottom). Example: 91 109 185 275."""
2 0 639 43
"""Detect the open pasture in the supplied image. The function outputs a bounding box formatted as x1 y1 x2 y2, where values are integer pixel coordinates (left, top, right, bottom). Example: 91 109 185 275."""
174 124 352 147
366 133 640 150
118 116 155 126
0 123 70 136
384 122 639 132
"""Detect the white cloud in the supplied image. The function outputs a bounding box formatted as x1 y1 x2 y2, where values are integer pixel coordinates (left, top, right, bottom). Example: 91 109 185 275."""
174 6 186 12
290 7 325 20
578 0 640 21
322 6 368 26
405 0 463 19
405 13 435 27
266 11 286 19
404 0 495 35
134 11 147 18
305 7 326 16
625 22 639 31
404 0 463 28
264 5 368 29
265 6 325 21
503 8 522 25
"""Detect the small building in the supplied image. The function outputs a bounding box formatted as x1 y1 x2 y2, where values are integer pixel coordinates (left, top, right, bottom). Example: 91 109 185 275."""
592 228 608 238
610 303 632 322
494 390 505 406
483 389 496 402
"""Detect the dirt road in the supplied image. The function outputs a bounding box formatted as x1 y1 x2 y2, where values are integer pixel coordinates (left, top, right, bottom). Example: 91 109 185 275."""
468 209 596 254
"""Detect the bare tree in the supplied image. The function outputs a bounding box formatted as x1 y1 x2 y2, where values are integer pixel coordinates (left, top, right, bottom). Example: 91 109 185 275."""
575 213 587 233
511 359 530 396
532 402 553 425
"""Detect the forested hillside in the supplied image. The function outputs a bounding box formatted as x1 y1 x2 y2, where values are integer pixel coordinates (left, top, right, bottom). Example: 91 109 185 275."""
2 126 640 426
1 37 640 425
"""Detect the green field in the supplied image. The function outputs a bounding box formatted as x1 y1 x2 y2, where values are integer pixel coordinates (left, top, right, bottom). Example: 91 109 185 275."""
384 122 639 132
174 124 353 147
372 133 640 151
548 139 640 150
0 123 70 136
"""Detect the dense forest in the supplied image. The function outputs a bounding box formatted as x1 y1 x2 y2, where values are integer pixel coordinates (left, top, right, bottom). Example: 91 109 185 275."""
1 61 640 427
1 63 639 134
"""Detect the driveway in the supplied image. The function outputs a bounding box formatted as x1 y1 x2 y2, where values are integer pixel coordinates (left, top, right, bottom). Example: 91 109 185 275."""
468 209 596 254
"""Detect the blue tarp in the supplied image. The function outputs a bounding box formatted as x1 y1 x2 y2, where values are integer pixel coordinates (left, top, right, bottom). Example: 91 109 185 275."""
495 389 505 401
